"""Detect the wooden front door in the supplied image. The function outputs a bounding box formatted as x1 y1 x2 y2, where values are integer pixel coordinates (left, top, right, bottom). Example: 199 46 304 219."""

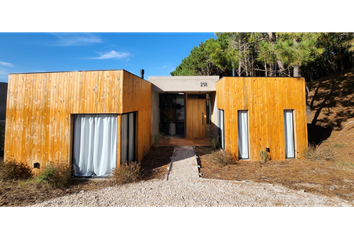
186 99 206 138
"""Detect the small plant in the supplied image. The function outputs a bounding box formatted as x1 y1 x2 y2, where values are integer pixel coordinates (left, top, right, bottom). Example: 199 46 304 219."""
36 162 72 188
207 150 236 167
152 132 164 147
0 158 32 180
210 137 220 151
333 143 344 148
259 150 270 164
110 161 142 185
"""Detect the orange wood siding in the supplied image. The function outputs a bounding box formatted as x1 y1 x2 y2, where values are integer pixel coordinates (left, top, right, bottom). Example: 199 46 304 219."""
4 70 151 168
216 77 308 160
122 71 151 162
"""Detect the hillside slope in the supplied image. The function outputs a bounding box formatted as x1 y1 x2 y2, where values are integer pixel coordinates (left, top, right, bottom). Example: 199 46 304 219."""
307 70 354 163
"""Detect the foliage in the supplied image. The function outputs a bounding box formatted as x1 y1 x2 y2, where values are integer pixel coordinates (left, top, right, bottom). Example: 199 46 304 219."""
36 163 72 188
162 106 176 123
110 162 142 185
0 158 32 180
171 38 229 76
210 137 220 151
171 32 354 81
259 150 270 164
152 132 164 147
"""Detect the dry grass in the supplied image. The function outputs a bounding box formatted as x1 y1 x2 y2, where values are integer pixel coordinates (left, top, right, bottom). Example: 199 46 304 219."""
205 149 237 167
0 158 32 180
195 146 354 202
302 145 336 161
110 162 142 185
36 162 72 188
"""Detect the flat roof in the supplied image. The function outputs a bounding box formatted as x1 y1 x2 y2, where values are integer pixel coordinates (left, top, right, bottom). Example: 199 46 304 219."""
149 76 219 92
8 69 147 81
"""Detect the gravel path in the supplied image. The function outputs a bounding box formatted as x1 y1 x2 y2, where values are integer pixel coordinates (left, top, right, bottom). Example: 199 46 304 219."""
31 146 353 207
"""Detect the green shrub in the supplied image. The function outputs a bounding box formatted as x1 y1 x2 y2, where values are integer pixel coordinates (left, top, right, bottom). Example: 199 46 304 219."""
259 150 270 164
110 161 142 185
36 163 72 188
210 137 220 151
0 158 32 180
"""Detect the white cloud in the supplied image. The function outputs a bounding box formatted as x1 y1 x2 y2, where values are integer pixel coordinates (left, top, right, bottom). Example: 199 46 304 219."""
89 50 130 60
52 33 102 46
0 61 13 67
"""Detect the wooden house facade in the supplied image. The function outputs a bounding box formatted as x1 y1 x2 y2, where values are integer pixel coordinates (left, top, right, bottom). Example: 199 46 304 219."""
216 77 308 160
4 70 151 176
4 70 308 177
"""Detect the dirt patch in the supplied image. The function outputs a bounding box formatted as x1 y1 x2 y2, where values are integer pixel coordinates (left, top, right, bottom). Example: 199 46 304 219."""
195 146 354 202
140 146 174 180
0 146 174 207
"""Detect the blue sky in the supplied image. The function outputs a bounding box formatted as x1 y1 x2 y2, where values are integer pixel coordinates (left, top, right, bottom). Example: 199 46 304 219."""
0 32 216 82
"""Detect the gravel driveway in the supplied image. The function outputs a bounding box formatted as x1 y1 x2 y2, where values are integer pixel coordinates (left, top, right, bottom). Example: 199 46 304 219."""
31 146 353 207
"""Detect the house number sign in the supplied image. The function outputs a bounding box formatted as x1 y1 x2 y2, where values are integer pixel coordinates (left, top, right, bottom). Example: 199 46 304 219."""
200 82 208 87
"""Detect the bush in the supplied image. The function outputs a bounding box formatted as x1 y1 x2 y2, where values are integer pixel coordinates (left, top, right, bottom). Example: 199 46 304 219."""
259 150 270 164
152 132 164 147
302 145 336 161
207 150 237 167
0 158 32 180
36 163 72 188
110 161 142 185
210 137 220 151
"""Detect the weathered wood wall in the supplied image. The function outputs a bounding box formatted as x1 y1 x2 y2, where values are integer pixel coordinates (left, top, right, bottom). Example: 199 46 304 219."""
122 71 151 165
216 77 308 160
4 70 151 169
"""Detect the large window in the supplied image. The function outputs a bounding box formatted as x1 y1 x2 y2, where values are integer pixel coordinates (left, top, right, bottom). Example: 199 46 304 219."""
284 110 295 158
73 114 117 177
238 110 249 159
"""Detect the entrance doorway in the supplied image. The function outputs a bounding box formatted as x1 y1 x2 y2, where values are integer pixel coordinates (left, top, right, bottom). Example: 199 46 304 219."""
186 99 206 138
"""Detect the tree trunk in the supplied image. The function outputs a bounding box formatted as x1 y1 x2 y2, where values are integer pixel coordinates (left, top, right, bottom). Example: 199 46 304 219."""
277 60 285 76
265 63 267 76
238 61 241 76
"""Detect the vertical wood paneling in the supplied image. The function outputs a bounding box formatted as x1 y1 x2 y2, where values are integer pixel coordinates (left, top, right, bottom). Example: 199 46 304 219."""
4 70 146 168
216 77 308 161
122 71 151 162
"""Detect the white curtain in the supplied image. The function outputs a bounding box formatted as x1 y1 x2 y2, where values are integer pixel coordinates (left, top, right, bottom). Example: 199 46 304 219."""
284 110 295 158
73 114 117 177
238 111 249 159
219 109 225 149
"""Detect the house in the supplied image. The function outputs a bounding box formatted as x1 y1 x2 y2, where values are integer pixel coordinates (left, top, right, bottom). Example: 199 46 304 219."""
4 70 151 177
4 69 308 177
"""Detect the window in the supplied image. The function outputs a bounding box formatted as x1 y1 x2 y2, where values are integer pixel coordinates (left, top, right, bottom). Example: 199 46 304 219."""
238 110 249 159
284 110 295 158
121 112 136 164
73 114 117 177
219 109 225 149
